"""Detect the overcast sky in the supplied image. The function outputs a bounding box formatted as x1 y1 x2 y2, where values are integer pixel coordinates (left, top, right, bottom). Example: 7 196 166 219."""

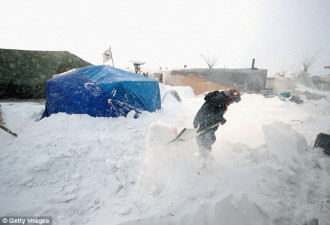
0 0 329 76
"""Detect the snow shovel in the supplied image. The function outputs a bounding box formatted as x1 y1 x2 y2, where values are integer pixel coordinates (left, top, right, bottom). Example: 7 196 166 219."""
0 124 17 137
167 121 223 145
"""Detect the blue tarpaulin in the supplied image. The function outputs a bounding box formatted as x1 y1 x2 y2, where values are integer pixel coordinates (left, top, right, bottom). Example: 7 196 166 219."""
42 65 161 118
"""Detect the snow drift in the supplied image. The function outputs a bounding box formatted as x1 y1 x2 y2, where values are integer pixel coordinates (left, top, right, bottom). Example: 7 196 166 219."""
0 85 330 225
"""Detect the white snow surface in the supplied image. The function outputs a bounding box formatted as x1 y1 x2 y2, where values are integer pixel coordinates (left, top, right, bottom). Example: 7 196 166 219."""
1 85 330 225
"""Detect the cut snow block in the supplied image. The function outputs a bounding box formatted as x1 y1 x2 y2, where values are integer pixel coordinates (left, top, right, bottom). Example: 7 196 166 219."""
314 133 330 156
148 121 177 146
213 194 269 225
263 122 307 162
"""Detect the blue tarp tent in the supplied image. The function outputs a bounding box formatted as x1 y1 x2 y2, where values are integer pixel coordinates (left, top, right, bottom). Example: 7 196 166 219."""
42 65 161 118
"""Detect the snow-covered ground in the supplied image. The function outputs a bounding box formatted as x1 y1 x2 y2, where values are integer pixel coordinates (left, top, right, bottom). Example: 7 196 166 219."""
1 85 330 225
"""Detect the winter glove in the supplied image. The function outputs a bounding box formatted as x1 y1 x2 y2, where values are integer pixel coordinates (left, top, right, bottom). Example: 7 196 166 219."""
220 118 227 125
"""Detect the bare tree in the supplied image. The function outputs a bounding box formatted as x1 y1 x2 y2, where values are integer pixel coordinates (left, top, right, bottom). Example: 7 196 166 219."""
280 64 291 77
301 49 321 72
201 54 219 69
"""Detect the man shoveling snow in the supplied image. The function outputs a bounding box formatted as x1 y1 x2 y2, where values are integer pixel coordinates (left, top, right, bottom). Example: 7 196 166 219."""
193 89 241 159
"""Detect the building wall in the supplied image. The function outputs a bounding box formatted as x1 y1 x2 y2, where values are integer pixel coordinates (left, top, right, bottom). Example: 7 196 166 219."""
163 68 267 94
163 71 231 95
272 78 293 94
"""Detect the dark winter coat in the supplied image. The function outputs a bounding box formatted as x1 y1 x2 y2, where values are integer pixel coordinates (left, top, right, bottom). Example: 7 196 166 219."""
193 91 230 132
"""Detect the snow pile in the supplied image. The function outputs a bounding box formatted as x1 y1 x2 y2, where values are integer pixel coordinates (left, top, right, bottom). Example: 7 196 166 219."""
294 83 330 99
1 85 330 225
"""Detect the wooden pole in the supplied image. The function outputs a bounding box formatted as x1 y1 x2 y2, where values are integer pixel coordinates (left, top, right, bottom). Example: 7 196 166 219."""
110 46 115 67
